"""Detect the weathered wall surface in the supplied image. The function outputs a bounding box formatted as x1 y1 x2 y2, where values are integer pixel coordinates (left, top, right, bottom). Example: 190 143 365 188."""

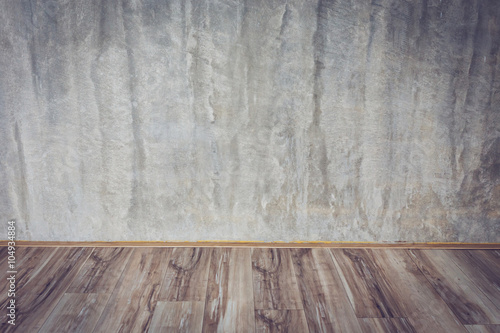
1 0 499 242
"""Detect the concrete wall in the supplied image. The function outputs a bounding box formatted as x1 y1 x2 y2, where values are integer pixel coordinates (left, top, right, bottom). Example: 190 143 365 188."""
1 0 499 242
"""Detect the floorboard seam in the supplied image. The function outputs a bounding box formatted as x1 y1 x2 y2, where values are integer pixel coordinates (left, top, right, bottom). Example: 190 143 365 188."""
90 247 135 333
404 249 469 332
37 247 94 333
198 248 213 333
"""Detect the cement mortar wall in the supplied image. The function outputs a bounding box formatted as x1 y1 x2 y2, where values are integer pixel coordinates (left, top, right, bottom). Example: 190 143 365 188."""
1 0 499 242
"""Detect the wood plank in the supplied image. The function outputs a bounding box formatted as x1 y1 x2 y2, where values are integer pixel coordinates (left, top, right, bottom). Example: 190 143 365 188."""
0 247 6 286
330 248 405 318
0 247 56 330
448 250 500 310
0 245 11 282
252 248 303 310
67 247 133 294
0 247 57 305
6 240 500 249
368 249 466 332
148 301 204 332
0 247 92 332
290 248 362 332
358 318 416 333
255 310 309 333
159 247 212 301
484 250 500 266
15 248 91 295
92 248 172 332
0 245 7 266
408 250 500 324
483 250 500 266
465 325 500 333
202 248 255 332
202 248 231 332
38 293 109 333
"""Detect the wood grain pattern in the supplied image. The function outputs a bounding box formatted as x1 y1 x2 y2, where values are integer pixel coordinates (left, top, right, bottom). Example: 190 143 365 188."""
448 250 500 310
159 247 212 302
0 245 8 266
6 240 500 249
465 325 500 333
1 247 92 332
92 248 172 332
369 250 467 332
0 247 6 288
148 301 204 332
202 248 255 332
0 247 57 330
255 310 309 333
2 246 498 331
17 248 91 296
0 246 9 283
0 247 57 306
38 293 109 333
67 247 133 294
290 248 362 332
252 248 302 310
408 250 500 324
202 248 231 332
330 248 404 318
358 318 416 333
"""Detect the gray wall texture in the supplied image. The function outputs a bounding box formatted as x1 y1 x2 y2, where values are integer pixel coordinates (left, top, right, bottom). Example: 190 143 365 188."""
1 0 499 242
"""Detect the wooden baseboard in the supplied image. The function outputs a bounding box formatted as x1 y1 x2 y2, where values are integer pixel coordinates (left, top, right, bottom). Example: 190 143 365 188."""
1 240 499 249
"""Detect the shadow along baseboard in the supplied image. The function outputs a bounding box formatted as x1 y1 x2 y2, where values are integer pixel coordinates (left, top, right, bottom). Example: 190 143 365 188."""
0 240 499 249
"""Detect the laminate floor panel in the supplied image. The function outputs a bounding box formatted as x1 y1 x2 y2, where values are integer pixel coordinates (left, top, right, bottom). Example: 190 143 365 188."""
408 249 500 324
1 247 92 332
67 247 133 294
92 248 171 332
159 247 212 302
448 250 500 311
290 248 363 332
358 318 416 333
38 293 109 333
148 301 204 333
252 248 303 310
330 248 405 318
255 309 309 333
365 249 466 332
202 248 255 332
465 325 500 333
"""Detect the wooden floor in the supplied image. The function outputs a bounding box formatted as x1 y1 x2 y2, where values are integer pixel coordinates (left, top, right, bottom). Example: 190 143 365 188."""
1 247 499 332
